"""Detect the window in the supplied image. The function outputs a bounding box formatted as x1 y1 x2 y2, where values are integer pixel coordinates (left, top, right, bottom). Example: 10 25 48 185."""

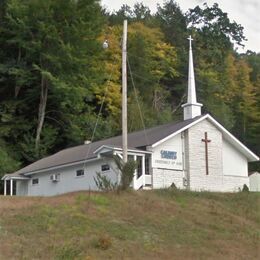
76 169 84 177
32 178 39 185
101 164 110 172
145 156 150 175
137 156 142 178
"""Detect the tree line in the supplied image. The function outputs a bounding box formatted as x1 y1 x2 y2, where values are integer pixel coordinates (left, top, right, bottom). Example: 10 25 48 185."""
0 0 259 186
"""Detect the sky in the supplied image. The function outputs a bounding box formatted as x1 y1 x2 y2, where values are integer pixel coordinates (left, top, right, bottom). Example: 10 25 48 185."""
101 0 260 53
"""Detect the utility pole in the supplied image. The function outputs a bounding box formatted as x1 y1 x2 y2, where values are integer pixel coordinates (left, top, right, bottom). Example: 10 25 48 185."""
122 20 128 163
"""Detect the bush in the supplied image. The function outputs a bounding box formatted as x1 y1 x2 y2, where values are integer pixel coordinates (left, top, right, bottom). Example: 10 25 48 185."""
95 234 112 250
94 156 137 192
94 172 117 192
114 155 137 191
242 184 249 192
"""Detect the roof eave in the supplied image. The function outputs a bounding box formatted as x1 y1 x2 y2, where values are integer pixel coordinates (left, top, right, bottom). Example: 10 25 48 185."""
16 157 99 177
206 115 259 162
151 114 208 148
94 145 152 155
1 175 30 181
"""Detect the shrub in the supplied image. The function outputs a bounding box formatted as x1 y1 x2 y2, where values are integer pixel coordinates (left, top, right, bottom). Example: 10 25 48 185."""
94 172 117 192
114 155 137 191
94 156 137 192
95 234 112 250
242 184 249 192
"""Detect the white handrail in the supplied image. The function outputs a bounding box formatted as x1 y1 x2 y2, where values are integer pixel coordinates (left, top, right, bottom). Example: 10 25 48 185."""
134 175 143 190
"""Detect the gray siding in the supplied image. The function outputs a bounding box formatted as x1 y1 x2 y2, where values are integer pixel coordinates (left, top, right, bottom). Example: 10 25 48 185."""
26 158 119 196
16 180 28 196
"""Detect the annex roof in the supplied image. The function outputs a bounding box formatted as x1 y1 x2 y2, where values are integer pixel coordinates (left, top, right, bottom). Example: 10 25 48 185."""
3 116 202 178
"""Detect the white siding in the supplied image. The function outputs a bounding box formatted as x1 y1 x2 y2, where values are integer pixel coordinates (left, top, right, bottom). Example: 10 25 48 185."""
16 180 28 196
222 139 248 176
249 173 260 192
26 158 119 196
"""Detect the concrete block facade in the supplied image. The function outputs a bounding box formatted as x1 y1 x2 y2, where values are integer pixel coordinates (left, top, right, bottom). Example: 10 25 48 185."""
186 119 249 192
149 118 250 192
152 168 184 189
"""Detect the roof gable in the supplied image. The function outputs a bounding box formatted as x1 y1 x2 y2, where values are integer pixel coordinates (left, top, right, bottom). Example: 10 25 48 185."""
152 114 258 162
205 115 259 162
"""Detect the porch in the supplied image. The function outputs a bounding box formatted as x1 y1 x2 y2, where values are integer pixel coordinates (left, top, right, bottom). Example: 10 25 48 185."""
94 145 152 190
2 175 29 196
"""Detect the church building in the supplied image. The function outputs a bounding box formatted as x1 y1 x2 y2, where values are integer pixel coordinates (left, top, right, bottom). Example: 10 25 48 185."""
2 37 259 196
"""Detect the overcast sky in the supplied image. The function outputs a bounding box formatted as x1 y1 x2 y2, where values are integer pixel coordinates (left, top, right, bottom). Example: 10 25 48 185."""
101 0 260 53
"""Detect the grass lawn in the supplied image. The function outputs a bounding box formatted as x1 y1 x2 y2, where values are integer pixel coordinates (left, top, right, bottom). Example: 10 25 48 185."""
0 190 259 259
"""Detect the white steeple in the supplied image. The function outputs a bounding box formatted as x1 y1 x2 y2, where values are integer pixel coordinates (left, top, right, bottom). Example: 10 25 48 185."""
182 35 203 120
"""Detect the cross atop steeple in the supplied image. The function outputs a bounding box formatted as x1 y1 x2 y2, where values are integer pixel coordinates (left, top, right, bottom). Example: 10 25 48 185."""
187 35 193 49
181 35 203 120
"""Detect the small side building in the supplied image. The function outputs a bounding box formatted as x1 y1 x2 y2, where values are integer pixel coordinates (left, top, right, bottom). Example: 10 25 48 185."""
249 172 260 192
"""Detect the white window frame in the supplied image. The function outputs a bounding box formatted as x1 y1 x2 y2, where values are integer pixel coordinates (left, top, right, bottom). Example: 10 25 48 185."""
32 178 39 185
76 169 85 177
101 164 110 172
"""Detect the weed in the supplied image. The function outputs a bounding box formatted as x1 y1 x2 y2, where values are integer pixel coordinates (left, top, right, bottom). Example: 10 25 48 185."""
56 244 81 259
94 172 117 192
75 193 90 203
89 194 110 206
94 234 112 250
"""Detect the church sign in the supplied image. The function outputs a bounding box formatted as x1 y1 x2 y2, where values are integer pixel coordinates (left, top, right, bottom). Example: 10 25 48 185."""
152 134 183 170
160 150 177 160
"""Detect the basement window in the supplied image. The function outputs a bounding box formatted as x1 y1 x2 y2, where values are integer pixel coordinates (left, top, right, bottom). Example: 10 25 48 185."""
32 178 39 185
76 169 84 177
101 164 110 172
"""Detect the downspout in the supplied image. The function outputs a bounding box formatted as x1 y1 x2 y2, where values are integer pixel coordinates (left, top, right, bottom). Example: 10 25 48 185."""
182 130 190 190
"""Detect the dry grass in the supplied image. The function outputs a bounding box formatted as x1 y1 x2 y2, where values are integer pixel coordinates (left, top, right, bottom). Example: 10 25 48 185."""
0 190 259 259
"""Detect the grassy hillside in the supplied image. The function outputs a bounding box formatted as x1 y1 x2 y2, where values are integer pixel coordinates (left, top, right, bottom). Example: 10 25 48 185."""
0 190 259 259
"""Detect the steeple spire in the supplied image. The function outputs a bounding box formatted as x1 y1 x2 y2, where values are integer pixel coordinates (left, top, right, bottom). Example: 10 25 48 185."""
182 35 203 120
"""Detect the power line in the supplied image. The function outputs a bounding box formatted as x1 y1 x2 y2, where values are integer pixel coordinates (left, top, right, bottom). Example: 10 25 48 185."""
127 56 150 146
82 57 117 170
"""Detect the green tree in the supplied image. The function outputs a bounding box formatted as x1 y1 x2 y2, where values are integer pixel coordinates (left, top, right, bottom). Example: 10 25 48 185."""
184 3 248 128
127 22 179 130
132 3 151 22
187 3 246 50
0 0 105 162
155 0 188 113
0 143 20 193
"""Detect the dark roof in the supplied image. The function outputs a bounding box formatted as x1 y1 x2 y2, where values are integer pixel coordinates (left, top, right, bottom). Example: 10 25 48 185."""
10 115 204 176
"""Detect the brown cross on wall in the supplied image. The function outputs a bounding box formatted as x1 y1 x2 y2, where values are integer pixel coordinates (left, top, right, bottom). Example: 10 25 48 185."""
201 132 211 175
